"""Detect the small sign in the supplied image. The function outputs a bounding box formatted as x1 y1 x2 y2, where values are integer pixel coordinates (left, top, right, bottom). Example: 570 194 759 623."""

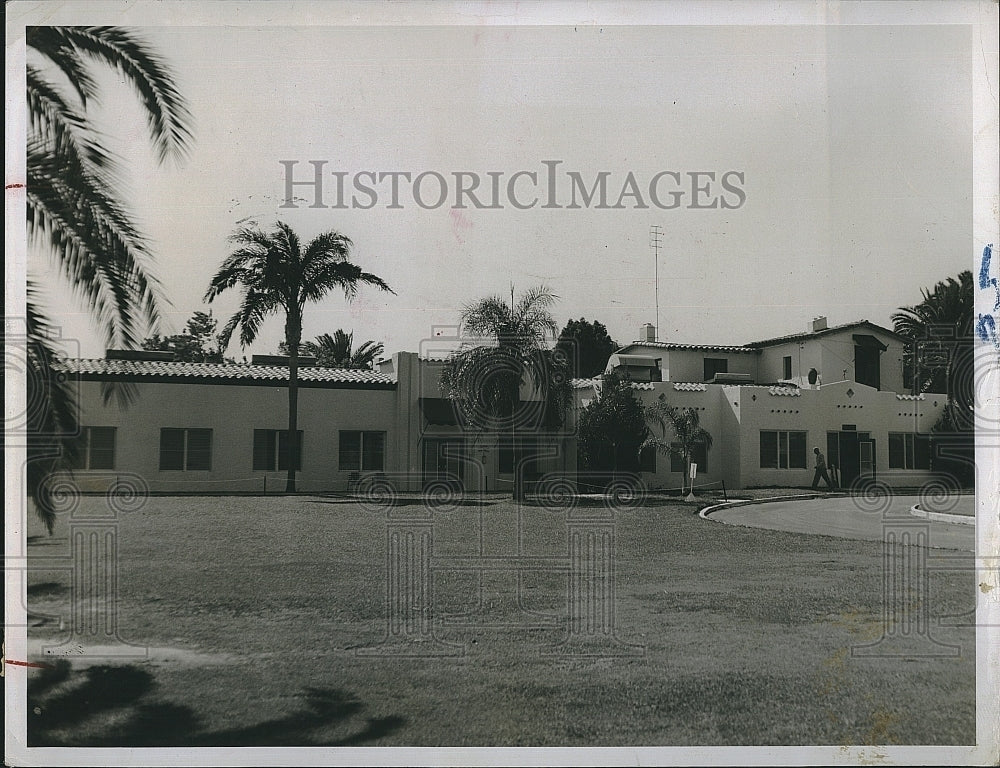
689 462 698 479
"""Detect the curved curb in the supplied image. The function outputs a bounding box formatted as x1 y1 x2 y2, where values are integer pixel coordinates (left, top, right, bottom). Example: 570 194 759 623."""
909 503 975 526
698 492 842 522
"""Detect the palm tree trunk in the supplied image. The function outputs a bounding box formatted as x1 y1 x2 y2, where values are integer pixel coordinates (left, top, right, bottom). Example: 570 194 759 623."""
285 311 301 493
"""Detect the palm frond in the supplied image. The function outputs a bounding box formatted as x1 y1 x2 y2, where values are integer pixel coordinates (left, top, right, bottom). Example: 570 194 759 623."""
29 26 194 163
27 142 164 348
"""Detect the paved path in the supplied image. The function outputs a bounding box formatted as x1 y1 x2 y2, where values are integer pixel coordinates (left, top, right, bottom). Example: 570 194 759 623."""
707 495 975 551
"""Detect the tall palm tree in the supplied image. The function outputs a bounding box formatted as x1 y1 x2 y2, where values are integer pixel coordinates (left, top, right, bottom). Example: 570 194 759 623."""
642 395 714 500
282 330 385 370
440 285 572 500
892 271 973 423
206 221 394 492
24 26 193 532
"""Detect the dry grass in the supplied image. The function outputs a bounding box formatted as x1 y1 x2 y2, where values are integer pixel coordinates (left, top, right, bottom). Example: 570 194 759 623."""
24 493 976 746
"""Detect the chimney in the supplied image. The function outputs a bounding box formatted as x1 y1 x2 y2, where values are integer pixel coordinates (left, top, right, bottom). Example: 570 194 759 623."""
810 316 828 333
641 323 657 343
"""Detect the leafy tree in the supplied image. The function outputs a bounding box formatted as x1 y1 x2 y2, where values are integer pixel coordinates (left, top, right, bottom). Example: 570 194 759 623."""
279 330 384 370
206 221 393 492
642 394 714 498
440 286 572 500
556 318 619 379
577 371 648 476
25 26 192 532
142 311 232 363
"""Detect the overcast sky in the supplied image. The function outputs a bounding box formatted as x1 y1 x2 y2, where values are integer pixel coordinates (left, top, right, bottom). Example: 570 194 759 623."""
24 19 975 359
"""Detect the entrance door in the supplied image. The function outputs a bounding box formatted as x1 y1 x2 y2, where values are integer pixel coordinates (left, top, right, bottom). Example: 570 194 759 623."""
838 432 860 487
859 439 876 481
422 439 466 489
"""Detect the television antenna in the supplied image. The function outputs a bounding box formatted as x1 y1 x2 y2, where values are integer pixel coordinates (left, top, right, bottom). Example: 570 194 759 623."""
650 225 663 337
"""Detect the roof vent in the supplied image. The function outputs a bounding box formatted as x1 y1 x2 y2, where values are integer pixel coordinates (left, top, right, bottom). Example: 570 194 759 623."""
106 349 175 362
251 354 318 367
641 323 656 342
810 316 828 332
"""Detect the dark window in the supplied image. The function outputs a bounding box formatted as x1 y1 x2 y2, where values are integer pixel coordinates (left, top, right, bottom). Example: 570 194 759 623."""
339 431 385 471
889 433 930 470
703 357 728 382
783 356 792 380
160 428 211 471
669 442 707 473
76 426 116 470
159 428 185 471
498 446 514 474
855 345 881 389
639 446 656 473
760 430 807 469
253 430 302 471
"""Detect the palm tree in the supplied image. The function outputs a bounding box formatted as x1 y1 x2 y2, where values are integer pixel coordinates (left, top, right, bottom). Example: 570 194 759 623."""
206 221 394 492
440 285 572 500
642 394 714 500
892 271 973 424
282 330 385 370
25 26 192 532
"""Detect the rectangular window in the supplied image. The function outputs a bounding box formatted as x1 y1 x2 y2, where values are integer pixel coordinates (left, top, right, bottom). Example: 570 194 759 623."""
888 433 931 470
783 355 792 380
339 431 386 471
160 428 212 471
75 426 117 470
703 357 728 382
760 430 807 469
253 430 303 471
855 345 881 389
639 446 656 473
669 442 707 473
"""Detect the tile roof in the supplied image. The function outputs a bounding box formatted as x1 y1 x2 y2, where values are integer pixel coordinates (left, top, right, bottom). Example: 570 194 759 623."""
623 342 757 354
746 320 905 348
623 321 905 352
54 358 396 387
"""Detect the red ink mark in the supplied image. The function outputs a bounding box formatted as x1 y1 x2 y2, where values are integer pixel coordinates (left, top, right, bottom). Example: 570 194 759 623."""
5 659 54 669
6 183 26 190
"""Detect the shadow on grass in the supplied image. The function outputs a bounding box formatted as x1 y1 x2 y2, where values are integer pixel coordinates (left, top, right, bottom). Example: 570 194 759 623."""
28 660 405 747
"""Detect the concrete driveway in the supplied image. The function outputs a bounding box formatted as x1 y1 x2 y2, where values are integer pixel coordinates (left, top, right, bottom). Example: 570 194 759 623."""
705 494 975 551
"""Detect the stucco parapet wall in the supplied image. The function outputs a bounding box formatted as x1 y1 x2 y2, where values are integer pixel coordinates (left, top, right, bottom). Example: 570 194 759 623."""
896 393 927 401
673 382 707 392
54 358 397 388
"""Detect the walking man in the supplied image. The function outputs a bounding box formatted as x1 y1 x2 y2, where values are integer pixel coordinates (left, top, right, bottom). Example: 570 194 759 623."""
811 447 834 490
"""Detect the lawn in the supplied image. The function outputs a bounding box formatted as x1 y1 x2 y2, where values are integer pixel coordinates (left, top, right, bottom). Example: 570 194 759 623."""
22 493 976 747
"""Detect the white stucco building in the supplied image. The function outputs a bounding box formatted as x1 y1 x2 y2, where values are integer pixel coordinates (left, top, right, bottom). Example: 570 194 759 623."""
50 315 948 496
583 317 947 490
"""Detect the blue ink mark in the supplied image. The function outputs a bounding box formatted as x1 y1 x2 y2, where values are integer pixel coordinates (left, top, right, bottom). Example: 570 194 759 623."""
977 313 997 347
980 244 1000 312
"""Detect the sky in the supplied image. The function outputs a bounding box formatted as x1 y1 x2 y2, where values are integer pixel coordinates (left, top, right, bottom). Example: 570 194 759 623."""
22 16 976 360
